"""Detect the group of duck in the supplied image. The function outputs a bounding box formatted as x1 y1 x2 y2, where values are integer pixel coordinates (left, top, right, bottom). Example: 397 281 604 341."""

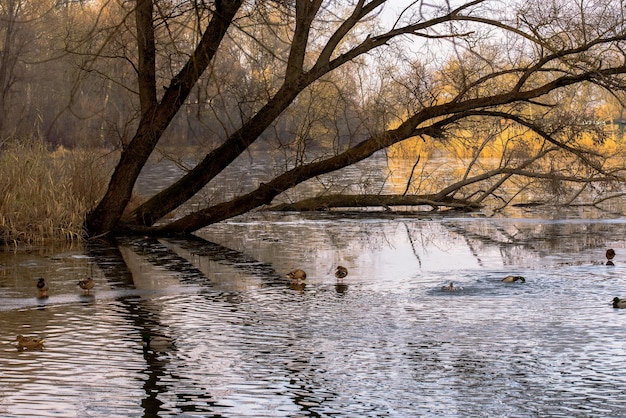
287 250 626 309
440 274 526 292
440 248 626 310
14 277 95 350
14 249 624 350
35 277 95 299
289 265 527 294
287 265 348 283
600 248 626 309
609 249 626 308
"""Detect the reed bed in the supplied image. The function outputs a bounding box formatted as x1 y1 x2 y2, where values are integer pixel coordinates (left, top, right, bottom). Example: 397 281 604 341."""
0 140 113 246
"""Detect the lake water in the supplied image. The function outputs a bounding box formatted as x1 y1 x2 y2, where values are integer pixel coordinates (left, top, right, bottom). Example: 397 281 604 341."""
3 154 626 416
3 209 626 417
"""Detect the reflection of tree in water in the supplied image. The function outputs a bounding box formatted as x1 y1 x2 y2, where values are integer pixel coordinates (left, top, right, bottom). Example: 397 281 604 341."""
201 211 626 275
85 238 218 415
433 215 626 264
87 235 313 415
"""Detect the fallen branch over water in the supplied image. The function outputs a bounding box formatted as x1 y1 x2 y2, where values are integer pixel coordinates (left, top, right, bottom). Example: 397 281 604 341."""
267 194 483 212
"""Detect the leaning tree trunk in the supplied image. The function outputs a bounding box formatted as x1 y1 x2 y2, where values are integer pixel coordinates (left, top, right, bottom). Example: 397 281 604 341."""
85 0 242 237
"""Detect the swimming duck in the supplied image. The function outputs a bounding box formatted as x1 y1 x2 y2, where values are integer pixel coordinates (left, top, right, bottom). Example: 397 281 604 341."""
612 297 626 308
287 269 307 282
15 335 45 350
335 266 348 279
36 278 48 298
78 277 95 294
606 249 616 260
502 275 525 283
142 334 174 352
441 282 457 291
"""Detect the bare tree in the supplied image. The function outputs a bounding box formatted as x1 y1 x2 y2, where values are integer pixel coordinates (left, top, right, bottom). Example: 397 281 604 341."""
0 0 56 138
79 0 626 237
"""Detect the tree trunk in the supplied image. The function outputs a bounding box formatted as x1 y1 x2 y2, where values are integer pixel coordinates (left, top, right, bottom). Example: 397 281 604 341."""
85 0 243 236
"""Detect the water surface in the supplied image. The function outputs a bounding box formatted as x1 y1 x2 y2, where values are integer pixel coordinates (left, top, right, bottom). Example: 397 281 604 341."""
2 210 626 416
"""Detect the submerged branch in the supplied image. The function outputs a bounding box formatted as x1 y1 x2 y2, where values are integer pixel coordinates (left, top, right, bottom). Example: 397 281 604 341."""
266 194 483 212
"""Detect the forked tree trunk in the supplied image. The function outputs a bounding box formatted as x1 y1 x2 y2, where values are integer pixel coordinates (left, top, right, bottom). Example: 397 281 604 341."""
85 0 242 236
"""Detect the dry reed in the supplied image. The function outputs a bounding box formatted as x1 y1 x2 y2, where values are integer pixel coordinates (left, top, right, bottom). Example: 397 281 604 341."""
0 140 113 246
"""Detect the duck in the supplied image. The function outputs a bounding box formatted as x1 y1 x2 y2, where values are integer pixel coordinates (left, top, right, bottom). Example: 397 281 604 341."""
502 275 525 283
335 266 348 279
606 248 616 260
36 278 48 298
287 269 307 282
142 334 174 352
612 297 626 308
15 335 45 351
441 282 458 291
78 277 95 295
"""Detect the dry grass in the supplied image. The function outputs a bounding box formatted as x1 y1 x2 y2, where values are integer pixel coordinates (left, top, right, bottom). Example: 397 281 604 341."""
0 140 113 246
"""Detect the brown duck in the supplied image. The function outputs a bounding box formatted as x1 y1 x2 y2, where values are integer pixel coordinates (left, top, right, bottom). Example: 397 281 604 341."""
78 277 95 295
15 335 45 350
335 266 348 279
36 278 48 298
441 282 459 291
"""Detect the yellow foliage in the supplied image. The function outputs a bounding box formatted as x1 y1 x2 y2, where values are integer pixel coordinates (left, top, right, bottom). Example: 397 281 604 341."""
385 115 626 196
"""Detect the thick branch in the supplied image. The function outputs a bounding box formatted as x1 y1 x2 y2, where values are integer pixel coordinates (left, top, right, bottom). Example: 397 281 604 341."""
135 0 157 115
285 0 323 82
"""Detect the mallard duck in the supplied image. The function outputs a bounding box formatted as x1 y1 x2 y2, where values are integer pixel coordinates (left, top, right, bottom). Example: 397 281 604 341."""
287 269 307 282
606 249 616 260
441 282 458 291
142 334 174 352
36 278 48 298
335 266 348 279
78 277 95 294
612 297 626 308
502 275 525 283
15 335 45 350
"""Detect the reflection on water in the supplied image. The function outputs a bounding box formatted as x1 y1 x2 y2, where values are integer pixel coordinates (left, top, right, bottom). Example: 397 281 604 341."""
2 212 626 416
